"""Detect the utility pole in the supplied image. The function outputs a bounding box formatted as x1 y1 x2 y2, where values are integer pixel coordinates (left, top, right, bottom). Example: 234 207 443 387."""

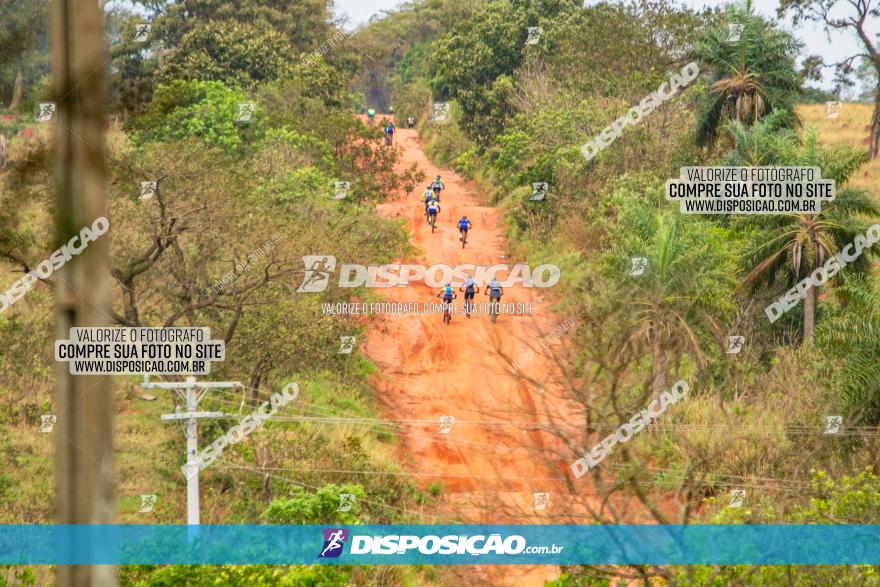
142 376 239 524
50 0 113 586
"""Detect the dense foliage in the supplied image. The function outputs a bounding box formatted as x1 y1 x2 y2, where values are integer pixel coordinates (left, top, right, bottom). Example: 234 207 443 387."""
377 0 880 585
2 0 880 585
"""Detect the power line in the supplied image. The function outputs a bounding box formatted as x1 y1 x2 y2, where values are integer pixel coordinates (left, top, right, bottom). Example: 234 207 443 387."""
193 385 876 436
170 383 863 512
218 464 816 494
219 464 568 482
220 382 567 427
192 392 545 457
195 402 877 438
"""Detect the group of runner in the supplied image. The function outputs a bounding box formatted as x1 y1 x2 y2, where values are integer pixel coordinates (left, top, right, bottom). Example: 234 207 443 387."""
435 278 504 324
422 176 504 323
366 110 504 324
367 110 415 146
421 176 472 240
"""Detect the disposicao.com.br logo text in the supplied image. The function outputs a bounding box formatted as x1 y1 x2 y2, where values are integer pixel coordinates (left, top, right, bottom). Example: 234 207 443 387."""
298 256 561 292
318 529 563 558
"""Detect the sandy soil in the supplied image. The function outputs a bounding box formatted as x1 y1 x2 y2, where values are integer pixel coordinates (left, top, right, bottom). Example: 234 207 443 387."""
362 121 590 586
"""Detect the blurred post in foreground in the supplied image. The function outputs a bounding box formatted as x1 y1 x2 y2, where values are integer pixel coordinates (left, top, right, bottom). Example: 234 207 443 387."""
50 0 116 585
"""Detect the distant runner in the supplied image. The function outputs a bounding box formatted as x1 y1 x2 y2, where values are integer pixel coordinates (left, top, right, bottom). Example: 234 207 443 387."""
437 283 456 303
436 283 457 324
485 277 503 323
460 275 479 318
457 215 472 245
384 120 395 146
426 199 440 230
407 116 415 128
426 197 440 222
432 176 445 201
422 186 436 217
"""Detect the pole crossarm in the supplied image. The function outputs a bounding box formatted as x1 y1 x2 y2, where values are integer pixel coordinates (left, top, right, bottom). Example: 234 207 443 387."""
140 375 241 526
160 411 226 421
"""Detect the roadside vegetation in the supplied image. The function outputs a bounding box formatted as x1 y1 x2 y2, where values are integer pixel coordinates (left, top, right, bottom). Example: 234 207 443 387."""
2 0 880 585
366 0 880 584
0 1 431 585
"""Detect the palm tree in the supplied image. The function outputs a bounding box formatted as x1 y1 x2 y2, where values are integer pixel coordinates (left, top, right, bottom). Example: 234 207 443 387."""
729 115 880 339
621 211 737 401
691 0 801 147
815 275 880 424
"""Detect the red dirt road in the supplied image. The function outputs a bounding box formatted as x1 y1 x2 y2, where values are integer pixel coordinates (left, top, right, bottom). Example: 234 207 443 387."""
363 123 589 586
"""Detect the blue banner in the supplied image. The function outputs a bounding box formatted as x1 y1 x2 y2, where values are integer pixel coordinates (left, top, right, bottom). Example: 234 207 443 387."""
0 524 878 565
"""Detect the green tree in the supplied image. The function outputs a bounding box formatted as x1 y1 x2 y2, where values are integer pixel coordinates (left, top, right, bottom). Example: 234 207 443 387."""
629 214 736 401
106 12 161 115
727 114 880 339
157 21 294 89
136 0 334 52
428 1 525 144
671 469 880 586
691 0 801 148
0 0 48 111
546 1 711 99
856 57 879 103
815 275 880 423
262 484 365 524
110 0 340 114
131 80 260 153
350 0 488 114
599 179 737 402
428 0 581 144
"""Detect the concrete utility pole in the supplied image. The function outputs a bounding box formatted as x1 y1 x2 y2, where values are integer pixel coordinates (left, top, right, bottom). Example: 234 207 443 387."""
50 0 114 586
142 376 240 524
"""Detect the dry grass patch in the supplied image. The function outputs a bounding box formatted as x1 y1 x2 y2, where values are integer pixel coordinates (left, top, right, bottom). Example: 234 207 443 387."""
797 102 879 195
